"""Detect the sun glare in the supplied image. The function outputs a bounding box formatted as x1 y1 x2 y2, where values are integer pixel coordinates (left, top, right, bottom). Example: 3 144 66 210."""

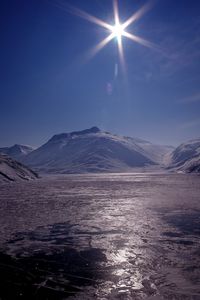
111 23 125 42
57 0 159 71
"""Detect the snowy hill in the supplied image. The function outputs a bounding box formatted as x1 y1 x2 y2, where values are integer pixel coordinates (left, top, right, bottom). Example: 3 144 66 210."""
0 144 34 161
0 154 38 183
22 127 172 173
168 138 200 173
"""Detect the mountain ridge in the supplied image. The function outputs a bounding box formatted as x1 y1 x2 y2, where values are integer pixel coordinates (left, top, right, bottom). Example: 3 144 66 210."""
2 128 199 174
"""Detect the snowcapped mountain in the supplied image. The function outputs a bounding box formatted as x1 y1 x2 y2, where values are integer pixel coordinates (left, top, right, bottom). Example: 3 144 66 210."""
0 144 34 161
22 127 173 173
0 154 38 183
168 138 200 173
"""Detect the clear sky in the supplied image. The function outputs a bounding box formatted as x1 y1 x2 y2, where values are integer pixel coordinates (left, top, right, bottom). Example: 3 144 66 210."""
1 0 200 147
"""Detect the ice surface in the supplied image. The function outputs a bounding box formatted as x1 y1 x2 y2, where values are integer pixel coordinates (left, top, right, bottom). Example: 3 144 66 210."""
0 173 199 299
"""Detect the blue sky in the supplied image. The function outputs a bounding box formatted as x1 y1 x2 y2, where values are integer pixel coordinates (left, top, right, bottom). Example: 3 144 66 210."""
0 0 200 147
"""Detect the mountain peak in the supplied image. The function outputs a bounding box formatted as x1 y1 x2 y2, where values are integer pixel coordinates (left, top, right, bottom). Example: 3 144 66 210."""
71 126 101 136
0 144 34 160
12 144 26 150
49 127 101 143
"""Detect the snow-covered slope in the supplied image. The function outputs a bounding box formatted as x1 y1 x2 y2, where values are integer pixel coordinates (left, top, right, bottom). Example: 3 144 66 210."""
168 138 200 173
125 137 174 164
22 127 172 173
0 144 34 161
0 154 38 183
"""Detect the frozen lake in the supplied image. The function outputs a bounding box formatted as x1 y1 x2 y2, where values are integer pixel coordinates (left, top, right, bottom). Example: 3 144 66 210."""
0 173 200 299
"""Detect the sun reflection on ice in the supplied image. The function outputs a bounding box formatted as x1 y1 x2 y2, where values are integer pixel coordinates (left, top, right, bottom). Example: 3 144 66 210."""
106 247 146 295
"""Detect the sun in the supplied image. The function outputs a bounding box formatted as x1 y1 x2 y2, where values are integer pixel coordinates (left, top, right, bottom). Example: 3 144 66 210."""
111 23 125 42
55 0 159 70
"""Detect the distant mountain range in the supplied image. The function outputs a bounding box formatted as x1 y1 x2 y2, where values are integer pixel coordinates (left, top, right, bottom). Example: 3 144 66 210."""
0 154 38 183
0 127 199 174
